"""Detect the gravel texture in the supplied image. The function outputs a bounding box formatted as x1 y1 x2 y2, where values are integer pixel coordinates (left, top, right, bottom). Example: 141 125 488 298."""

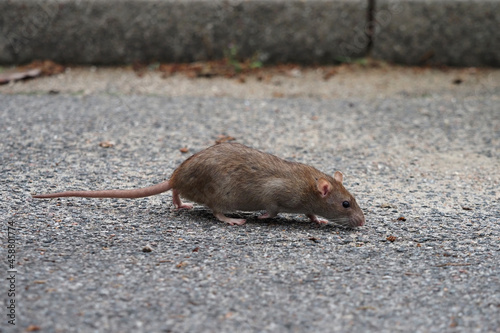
1 89 499 332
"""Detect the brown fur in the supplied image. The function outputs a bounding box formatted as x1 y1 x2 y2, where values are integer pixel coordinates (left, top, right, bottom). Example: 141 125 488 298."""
33 143 365 227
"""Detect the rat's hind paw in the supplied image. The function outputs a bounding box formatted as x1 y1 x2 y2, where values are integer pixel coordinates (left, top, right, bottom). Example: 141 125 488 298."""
215 213 246 226
177 203 193 210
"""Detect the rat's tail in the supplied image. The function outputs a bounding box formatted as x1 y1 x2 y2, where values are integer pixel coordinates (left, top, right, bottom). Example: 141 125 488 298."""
32 180 172 199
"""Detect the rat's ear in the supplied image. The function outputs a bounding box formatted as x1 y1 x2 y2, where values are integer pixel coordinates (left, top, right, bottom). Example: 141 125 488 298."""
317 178 333 198
333 171 344 183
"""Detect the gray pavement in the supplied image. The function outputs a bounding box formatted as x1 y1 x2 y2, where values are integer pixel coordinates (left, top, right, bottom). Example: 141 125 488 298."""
1 74 499 331
1 0 499 66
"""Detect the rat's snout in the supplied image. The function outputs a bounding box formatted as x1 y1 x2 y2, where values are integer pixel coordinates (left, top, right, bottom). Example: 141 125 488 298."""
351 212 365 228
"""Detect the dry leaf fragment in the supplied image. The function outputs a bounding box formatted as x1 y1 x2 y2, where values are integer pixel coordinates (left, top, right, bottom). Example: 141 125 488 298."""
176 261 188 268
323 68 337 80
449 316 458 328
0 68 42 84
0 60 65 85
215 135 236 144
28 60 65 76
99 141 114 148
158 259 173 263
132 61 147 77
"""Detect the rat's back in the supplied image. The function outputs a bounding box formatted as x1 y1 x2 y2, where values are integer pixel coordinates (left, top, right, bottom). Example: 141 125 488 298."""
169 142 318 213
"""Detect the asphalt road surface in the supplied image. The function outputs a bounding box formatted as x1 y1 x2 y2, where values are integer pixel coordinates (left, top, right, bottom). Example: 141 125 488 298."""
1 73 499 332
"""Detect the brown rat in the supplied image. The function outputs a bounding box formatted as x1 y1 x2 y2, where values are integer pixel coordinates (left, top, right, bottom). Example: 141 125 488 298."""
33 142 365 228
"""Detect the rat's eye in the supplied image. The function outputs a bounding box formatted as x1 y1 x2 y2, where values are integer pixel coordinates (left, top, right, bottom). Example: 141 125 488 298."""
342 201 350 208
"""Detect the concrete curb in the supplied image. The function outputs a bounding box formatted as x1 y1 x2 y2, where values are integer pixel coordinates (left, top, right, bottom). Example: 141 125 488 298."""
0 0 498 66
372 0 500 67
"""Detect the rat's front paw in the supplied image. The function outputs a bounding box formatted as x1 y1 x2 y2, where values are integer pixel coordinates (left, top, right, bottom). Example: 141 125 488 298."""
307 214 328 225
